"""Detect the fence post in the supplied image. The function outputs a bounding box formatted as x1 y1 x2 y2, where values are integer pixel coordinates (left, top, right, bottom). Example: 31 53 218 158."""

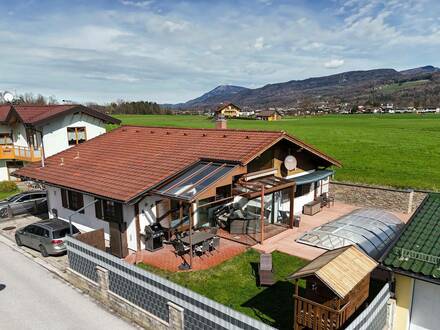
407 189 414 214
96 265 110 302
167 302 184 330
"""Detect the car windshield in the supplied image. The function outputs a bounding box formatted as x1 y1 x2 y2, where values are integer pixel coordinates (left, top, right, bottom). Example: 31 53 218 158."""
5 193 23 202
52 226 80 239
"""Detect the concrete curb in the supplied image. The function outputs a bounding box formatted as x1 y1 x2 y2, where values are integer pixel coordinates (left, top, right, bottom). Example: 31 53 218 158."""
0 231 68 280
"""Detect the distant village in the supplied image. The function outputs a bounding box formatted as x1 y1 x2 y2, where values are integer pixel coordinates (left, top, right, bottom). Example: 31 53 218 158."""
174 101 440 118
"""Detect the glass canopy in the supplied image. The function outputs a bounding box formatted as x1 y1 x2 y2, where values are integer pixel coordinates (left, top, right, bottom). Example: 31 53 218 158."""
152 161 237 201
296 208 405 259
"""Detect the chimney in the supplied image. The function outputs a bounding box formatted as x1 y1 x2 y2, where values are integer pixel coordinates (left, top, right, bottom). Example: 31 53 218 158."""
215 114 227 129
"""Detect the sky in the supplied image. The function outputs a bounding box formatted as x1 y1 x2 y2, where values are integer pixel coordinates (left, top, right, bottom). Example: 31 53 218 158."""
1 0 440 104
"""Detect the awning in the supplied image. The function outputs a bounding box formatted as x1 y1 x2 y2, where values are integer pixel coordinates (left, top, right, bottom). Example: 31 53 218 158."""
293 170 334 186
151 161 238 201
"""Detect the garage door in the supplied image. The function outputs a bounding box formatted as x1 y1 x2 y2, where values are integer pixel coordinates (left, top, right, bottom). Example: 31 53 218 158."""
410 280 440 330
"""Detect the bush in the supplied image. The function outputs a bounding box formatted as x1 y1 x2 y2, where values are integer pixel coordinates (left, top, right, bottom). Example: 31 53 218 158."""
0 181 17 192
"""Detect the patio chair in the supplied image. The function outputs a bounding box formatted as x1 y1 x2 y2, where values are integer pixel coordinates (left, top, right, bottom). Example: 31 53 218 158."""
195 240 211 257
258 253 275 286
172 240 189 257
210 236 220 252
209 227 219 235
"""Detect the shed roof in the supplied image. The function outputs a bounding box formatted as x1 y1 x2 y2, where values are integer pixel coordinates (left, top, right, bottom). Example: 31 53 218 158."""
14 125 340 202
256 110 282 117
288 245 378 298
383 193 440 282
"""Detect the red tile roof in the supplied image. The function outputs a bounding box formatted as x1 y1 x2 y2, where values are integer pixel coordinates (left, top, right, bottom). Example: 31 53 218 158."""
0 104 120 125
14 125 340 202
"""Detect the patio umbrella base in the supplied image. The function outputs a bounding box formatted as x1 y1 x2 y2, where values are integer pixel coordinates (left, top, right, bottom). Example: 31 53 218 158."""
178 262 191 270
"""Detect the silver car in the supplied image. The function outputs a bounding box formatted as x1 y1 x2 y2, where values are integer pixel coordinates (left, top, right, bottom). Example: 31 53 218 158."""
15 219 80 257
0 190 47 218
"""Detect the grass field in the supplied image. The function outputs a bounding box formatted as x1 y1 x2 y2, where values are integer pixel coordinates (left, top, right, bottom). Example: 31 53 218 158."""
380 79 429 94
138 250 307 329
112 114 440 191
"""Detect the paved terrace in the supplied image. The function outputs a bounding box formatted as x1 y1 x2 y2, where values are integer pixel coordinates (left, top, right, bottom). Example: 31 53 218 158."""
125 237 246 271
126 202 411 271
253 202 411 260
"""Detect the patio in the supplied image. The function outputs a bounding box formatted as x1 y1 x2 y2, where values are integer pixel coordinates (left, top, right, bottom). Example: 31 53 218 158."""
253 202 411 260
125 237 246 271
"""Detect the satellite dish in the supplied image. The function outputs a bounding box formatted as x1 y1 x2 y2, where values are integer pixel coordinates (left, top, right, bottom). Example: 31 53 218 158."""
3 92 14 103
284 155 297 171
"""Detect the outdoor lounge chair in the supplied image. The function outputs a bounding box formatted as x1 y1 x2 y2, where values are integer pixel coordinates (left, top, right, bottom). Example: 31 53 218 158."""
258 253 275 286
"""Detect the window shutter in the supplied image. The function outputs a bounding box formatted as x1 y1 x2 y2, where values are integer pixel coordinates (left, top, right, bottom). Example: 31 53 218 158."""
61 189 68 208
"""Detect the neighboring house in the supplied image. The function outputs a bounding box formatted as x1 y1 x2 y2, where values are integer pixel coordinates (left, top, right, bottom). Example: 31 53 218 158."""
15 120 340 258
256 110 282 121
0 104 120 181
382 193 440 330
215 102 242 117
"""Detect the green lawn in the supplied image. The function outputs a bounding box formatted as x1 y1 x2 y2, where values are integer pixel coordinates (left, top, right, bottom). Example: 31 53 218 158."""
111 113 440 191
0 189 19 200
138 250 307 329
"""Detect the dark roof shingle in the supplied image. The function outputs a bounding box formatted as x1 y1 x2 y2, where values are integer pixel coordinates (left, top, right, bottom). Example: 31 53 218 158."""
383 193 440 281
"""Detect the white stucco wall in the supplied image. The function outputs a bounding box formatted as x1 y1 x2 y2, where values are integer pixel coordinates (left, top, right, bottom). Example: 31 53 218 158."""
39 113 106 157
46 185 110 240
0 160 8 181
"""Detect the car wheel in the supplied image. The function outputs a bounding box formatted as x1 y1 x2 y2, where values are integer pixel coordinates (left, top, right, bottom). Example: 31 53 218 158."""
0 208 8 218
15 236 23 246
39 245 49 257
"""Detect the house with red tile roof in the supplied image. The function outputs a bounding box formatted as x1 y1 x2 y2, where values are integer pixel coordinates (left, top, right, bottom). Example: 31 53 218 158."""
0 104 119 180
14 120 340 261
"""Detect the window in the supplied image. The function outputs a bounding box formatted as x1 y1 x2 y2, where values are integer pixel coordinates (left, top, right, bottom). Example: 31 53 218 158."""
95 198 123 223
61 189 84 213
26 128 38 149
67 127 87 146
53 226 79 239
0 133 12 145
295 184 311 198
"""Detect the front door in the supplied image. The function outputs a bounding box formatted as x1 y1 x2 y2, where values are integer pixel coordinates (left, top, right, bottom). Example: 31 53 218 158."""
109 222 128 258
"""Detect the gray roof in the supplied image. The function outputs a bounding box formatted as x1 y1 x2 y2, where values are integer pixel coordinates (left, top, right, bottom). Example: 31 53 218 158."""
296 208 405 259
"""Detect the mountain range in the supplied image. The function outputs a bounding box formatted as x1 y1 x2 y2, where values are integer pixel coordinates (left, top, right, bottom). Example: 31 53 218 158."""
170 65 440 110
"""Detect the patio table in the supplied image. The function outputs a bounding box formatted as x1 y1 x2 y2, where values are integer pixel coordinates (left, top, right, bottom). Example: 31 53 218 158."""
181 232 215 246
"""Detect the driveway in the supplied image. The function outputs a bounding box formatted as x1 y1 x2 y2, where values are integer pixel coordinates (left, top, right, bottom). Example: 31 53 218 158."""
0 239 136 330
0 214 68 272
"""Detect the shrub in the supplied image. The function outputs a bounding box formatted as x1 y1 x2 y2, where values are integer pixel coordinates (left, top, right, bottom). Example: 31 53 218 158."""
0 181 17 192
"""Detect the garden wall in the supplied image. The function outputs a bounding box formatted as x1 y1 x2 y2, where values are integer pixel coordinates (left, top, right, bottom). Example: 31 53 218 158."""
65 237 276 330
330 182 427 213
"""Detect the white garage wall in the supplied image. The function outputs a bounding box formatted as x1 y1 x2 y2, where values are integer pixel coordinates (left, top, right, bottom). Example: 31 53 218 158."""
410 279 440 330
46 185 110 240
39 113 106 157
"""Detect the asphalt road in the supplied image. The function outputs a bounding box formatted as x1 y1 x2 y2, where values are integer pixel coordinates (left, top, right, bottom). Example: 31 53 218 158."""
0 241 135 330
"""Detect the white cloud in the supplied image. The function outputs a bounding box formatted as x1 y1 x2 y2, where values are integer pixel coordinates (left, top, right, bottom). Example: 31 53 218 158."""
254 37 266 50
324 59 345 68
120 0 153 8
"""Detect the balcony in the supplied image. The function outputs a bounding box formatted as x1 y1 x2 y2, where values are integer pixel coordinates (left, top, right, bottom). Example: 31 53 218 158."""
0 145 42 162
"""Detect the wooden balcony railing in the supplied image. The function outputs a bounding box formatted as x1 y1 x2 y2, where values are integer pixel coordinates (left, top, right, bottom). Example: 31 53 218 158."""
294 295 350 330
0 145 42 162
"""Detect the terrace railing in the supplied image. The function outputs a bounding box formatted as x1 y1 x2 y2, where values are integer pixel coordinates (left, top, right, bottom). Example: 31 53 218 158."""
0 145 42 162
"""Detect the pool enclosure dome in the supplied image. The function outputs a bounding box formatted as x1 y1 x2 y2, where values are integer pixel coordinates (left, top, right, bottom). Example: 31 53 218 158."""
296 208 405 259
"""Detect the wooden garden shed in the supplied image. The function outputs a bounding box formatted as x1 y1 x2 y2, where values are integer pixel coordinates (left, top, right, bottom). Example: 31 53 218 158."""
287 245 377 330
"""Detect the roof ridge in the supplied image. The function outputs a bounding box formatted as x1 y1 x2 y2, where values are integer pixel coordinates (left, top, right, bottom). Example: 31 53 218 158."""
119 124 285 134
14 104 79 107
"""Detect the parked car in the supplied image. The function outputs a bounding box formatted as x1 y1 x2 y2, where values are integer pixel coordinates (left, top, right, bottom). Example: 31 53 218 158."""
15 219 80 257
0 190 47 218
